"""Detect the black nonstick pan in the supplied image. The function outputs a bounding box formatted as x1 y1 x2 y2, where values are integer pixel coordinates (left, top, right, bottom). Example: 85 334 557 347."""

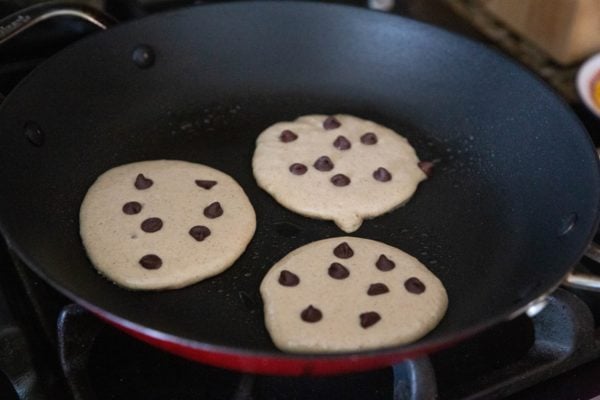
0 2 599 375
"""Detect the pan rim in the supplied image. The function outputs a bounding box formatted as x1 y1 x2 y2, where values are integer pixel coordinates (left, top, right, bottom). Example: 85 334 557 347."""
1 0 599 367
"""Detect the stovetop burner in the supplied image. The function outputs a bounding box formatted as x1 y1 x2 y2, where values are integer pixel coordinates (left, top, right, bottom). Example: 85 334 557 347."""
2 1 600 399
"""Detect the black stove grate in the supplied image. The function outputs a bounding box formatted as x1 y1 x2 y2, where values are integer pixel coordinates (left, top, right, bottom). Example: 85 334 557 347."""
3 234 600 400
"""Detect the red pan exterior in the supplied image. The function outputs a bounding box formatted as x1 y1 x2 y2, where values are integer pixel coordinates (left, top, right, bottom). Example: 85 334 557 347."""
98 312 457 375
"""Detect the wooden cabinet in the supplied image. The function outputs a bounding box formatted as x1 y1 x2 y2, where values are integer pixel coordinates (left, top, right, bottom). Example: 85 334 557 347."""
481 0 600 65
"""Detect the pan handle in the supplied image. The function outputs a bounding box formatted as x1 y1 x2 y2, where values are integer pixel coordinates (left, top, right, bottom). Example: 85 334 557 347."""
564 243 600 291
563 147 600 291
0 2 116 45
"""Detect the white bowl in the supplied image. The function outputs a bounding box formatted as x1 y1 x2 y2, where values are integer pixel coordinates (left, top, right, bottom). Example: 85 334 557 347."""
576 53 600 118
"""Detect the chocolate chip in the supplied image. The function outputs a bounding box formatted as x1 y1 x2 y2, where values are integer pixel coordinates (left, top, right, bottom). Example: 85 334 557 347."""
204 202 223 218
333 135 351 150
189 225 211 241
134 174 153 189
280 129 298 142
376 255 395 271
367 283 389 296
418 161 434 177
373 167 392 182
360 132 378 145
328 263 350 279
139 254 162 269
405 277 426 294
333 242 354 258
141 217 163 233
195 180 217 190
330 174 350 186
360 312 381 328
278 270 300 286
289 163 308 175
313 156 334 171
323 116 341 130
122 201 142 215
301 305 323 323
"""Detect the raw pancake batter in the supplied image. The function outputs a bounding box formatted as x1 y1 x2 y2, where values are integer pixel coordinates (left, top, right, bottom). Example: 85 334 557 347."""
260 237 448 353
252 114 429 232
80 160 256 290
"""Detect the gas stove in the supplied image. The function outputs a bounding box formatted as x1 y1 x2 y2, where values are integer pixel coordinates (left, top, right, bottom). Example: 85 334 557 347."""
2 1 600 399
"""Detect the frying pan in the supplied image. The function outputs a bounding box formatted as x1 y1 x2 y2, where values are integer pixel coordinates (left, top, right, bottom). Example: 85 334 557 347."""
1 1 600 376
